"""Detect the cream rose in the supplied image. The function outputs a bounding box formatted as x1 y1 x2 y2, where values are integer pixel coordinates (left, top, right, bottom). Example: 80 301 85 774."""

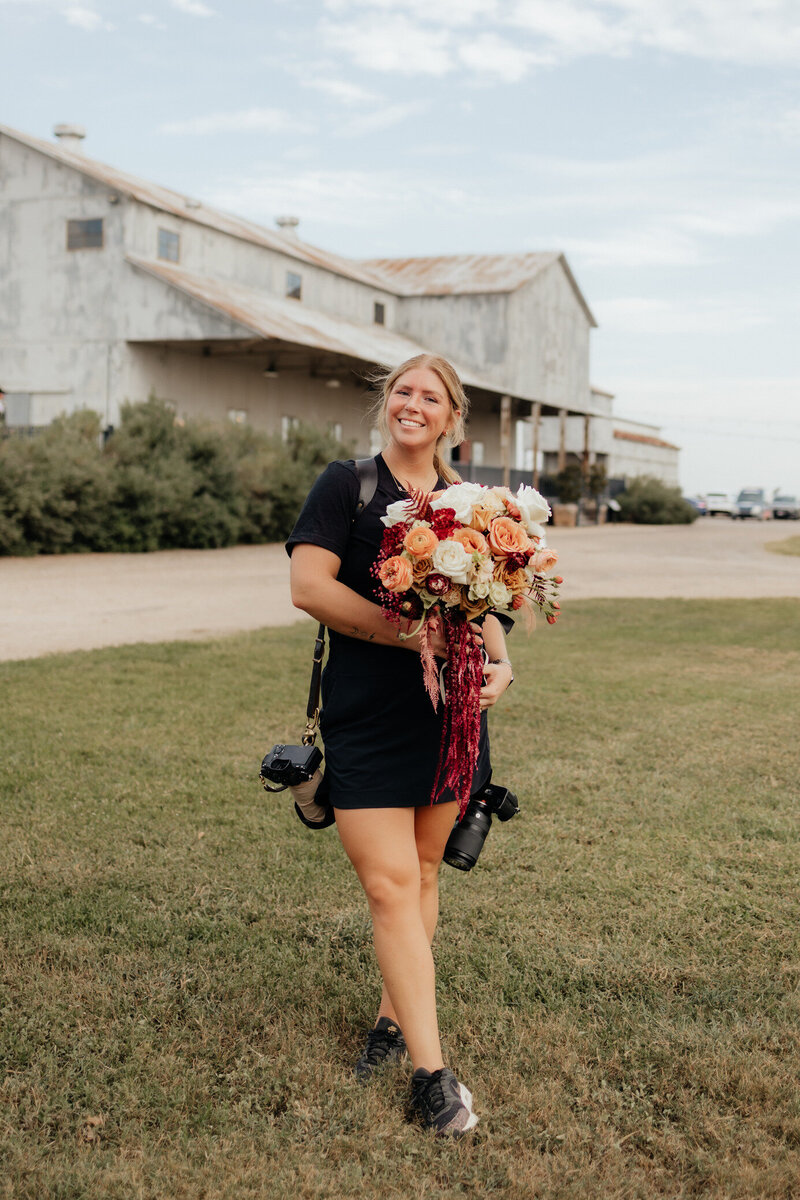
515 486 551 533
431 538 472 585
429 481 486 525
488 579 512 608
380 498 416 528
468 579 491 601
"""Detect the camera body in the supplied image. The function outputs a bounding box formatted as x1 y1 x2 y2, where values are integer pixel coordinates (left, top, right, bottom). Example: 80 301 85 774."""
260 742 322 791
443 781 519 872
260 743 334 829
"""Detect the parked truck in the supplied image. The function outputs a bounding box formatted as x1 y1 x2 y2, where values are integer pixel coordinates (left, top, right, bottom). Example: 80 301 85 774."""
735 488 771 519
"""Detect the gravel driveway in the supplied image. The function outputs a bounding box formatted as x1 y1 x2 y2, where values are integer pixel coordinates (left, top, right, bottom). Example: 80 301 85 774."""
2 520 798 662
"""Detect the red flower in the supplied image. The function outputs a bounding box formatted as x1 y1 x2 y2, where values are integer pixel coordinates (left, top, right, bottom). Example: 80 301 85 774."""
431 508 458 539
425 573 451 597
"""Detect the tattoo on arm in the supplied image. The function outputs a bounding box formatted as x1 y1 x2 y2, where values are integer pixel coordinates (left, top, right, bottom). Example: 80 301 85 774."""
349 626 376 642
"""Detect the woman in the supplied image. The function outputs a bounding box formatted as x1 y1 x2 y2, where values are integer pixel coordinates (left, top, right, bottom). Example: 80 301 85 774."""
287 354 514 1137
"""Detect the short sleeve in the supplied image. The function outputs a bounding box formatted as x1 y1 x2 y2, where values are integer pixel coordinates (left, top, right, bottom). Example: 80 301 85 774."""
285 461 359 560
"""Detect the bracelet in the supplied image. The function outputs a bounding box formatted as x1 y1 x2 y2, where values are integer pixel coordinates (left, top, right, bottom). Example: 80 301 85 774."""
489 658 514 685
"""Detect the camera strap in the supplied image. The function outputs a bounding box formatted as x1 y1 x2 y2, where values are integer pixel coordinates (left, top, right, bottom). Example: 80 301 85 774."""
302 457 379 747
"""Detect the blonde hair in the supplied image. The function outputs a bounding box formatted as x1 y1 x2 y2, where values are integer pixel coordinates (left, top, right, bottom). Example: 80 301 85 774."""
369 354 468 485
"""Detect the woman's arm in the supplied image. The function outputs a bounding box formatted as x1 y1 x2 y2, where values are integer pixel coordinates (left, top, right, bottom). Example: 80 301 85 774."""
291 543 444 652
479 613 514 711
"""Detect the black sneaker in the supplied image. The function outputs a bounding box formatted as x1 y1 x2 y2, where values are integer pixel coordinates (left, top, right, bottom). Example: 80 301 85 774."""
354 1017 407 1082
410 1067 479 1136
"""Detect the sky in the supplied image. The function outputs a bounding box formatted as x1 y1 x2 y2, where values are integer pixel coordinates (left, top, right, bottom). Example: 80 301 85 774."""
2 0 799 498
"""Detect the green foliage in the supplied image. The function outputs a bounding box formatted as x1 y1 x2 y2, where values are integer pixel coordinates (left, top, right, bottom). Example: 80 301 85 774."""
1 600 800 1197
586 461 607 498
617 475 698 524
0 399 351 555
554 462 584 504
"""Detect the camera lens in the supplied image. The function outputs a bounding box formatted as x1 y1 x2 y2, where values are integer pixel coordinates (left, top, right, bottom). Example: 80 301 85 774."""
443 801 492 872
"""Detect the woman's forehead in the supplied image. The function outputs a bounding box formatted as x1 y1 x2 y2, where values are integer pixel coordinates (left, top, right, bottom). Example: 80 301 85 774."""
393 367 448 401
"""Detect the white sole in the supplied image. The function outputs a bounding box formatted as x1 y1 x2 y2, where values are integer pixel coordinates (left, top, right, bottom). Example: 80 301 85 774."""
457 1083 480 1132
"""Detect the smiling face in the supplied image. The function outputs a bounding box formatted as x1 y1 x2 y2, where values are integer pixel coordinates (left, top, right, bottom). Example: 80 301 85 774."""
384 366 457 455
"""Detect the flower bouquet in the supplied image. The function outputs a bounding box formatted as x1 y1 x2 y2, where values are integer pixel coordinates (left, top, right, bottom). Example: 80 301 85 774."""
372 481 561 813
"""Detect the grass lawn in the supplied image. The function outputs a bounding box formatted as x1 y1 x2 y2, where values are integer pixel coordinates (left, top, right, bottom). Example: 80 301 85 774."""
765 535 800 557
2 600 799 1200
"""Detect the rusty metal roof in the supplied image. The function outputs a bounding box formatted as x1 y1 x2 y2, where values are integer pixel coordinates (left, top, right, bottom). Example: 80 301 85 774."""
614 429 680 451
362 251 597 326
0 123 391 291
361 252 558 294
126 254 508 395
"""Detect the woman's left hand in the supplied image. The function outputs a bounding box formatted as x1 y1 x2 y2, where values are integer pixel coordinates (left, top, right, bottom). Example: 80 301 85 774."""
479 661 513 711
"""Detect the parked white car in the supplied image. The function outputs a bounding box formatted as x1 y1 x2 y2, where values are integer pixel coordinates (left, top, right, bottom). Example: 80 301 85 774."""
705 492 736 518
772 495 800 520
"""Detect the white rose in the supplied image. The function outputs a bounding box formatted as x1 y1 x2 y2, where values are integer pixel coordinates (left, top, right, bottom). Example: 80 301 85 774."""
381 498 416 527
429 481 487 525
488 579 512 608
432 538 472 585
469 579 491 601
515 486 551 532
529 522 547 547
470 556 494 584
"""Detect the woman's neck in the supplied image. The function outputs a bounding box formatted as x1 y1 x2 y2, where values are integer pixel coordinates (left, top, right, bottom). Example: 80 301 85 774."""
382 445 439 493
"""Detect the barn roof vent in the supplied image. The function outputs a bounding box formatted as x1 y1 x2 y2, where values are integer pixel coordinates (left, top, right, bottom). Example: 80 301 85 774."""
275 215 300 239
53 123 86 152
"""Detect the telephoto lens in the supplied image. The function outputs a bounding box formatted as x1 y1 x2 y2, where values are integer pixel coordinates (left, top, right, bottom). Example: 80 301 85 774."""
443 782 519 871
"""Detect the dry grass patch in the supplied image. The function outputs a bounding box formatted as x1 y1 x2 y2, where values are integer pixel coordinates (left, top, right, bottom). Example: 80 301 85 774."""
1 600 799 1199
765 534 800 556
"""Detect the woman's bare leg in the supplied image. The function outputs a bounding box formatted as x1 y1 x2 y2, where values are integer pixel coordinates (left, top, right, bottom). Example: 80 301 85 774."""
373 801 459 1024
335 803 457 1072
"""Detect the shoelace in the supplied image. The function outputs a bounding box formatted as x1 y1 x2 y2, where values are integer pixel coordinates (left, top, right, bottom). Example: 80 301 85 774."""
418 1070 449 1114
363 1028 400 1064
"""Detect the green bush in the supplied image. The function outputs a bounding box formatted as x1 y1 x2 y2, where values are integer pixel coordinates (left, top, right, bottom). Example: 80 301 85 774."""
617 475 698 524
0 399 351 555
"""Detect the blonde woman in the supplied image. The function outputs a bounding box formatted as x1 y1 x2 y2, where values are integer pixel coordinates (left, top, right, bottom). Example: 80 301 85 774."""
287 355 514 1136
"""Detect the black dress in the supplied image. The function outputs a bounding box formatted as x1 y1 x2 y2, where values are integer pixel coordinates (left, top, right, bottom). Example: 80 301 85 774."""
286 454 494 810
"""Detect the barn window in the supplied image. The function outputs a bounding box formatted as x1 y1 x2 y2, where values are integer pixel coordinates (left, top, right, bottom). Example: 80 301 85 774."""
67 218 104 250
374 301 385 325
286 271 302 300
158 229 180 262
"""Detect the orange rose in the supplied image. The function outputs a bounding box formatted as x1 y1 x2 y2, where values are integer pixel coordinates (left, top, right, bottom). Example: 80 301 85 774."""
403 525 439 558
531 547 559 573
379 555 413 592
492 563 529 594
452 526 489 555
460 594 489 620
411 555 433 584
487 516 531 558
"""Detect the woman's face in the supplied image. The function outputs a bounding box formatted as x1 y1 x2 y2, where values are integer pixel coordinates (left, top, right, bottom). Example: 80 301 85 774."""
385 367 456 455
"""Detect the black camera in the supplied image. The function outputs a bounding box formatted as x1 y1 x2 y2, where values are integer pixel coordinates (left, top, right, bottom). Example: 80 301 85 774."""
443 782 520 872
260 743 322 791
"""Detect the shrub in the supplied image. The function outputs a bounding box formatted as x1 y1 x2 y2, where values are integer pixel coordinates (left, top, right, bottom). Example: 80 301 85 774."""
0 398 352 555
555 463 584 505
617 476 698 525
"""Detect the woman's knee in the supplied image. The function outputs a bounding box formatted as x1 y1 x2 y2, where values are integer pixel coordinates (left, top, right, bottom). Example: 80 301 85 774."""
361 864 420 918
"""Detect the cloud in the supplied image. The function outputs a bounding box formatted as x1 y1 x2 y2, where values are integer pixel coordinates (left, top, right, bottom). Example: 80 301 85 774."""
63 5 109 30
457 32 548 80
318 0 800 79
323 0 496 25
303 78 379 105
159 108 311 136
595 295 770 335
337 101 428 136
557 226 706 268
170 0 214 15
320 14 454 74
138 12 166 29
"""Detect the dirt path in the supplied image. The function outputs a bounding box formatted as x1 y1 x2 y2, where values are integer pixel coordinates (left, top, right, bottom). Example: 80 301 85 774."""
1 520 798 662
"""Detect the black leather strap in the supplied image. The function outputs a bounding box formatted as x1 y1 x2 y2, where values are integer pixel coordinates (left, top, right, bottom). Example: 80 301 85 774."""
304 456 379 729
